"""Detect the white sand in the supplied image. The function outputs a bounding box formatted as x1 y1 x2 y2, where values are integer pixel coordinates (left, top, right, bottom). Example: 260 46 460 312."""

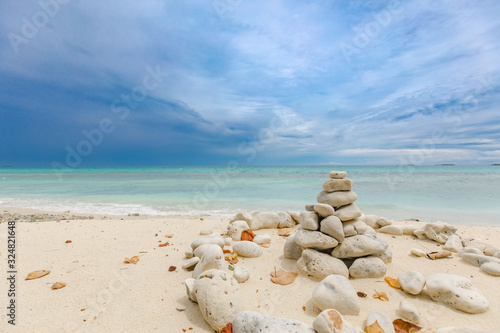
1 208 499 332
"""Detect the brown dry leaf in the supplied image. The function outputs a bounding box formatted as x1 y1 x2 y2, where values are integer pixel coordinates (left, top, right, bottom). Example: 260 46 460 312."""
372 289 389 301
357 292 367 297
278 229 291 237
168 266 177 272
225 253 238 265
158 242 170 247
426 250 452 260
260 243 270 248
26 270 50 280
270 268 298 285
165 234 174 238
51 282 66 290
365 321 385 333
65 240 72 243
393 318 422 333
223 249 232 254
385 276 402 289
124 256 139 264
220 323 232 333
241 229 256 241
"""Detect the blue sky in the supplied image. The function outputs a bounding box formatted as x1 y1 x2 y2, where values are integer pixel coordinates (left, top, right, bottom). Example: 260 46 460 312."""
1 0 500 166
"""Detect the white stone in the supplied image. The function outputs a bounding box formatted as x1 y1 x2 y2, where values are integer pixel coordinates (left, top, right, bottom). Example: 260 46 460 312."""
224 236 232 246
192 245 225 278
194 243 215 258
195 269 242 331
349 257 386 278
426 274 489 314
284 235 303 259
317 190 358 207
323 178 353 192
297 249 349 280
185 248 194 259
343 221 357 237
295 229 338 250
411 248 426 257
182 257 200 271
362 214 379 228
400 224 419 235
329 171 347 179
312 275 360 315
250 211 280 230
287 210 301 224
314 203 336 218
378 225 403 236
366 312 395 333
233 241 263 258
479 261 500 276
229 211 253 225
184 278 197 302
199 228 212 235
233 266 250 283
443 234 463 252
313 309 363 333
335 204 362 222
233 311 315 333
462 238 500 256
278 211 295 228
300 211 320 231
362 225 377 235
494 251 500 259
191 236 225 250
461 253 500 267
331 234 388 258
398 270 426 295
374 246 393 264
305 204 315 211
342 219 367 237
399 300 420 324
319 215 344 242
414 222 457 244
376 217 392 227
253 233 271 245
458 247 484 257
228 220 251 241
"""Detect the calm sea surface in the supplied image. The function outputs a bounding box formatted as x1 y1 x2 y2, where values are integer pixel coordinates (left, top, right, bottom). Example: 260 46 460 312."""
1 166 499 226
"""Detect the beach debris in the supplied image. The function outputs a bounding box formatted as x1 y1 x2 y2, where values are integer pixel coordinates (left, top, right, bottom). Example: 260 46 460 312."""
193 245 225 278
233 241 263 257
195 269 242 331
399 300 421 325
278 229 291 237
426 250 452 260
398 271 425 295
233 311 314 332
222 249 232 254
357 291 367 297
414 222 457 244
220 323 232 333
426 273 489 313
366 312 395 333
124 256 139 264
51 282 66 290
385 276 402 289
65 240 72 243
241 229 256 242
228 265 234 271
364 321 385 333
26 270 50 280
297 249 348 280
225 253 238 265
168 265 177 272
349 257 386 279
158 242 170 247
233 266 250 283
393 318 422 333
372 290 389 301
270 267 298 285
283 235 303 259
165 233 174 238
313 275 360 315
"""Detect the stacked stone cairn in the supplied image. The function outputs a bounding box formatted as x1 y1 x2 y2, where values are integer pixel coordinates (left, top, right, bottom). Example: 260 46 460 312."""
284 171 392 282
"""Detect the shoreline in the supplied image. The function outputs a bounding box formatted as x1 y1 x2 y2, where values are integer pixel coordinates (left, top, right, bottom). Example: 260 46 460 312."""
1 207 499 332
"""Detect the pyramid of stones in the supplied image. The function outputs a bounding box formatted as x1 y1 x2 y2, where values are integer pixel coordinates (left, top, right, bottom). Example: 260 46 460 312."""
284 171 391 280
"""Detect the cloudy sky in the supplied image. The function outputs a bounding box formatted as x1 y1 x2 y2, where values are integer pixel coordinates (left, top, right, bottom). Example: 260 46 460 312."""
1 0 500 166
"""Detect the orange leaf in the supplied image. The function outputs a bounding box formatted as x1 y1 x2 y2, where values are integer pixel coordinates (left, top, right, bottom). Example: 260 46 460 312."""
168 266 177 272
225 253 238 265
223 249 232 254
357 291 367 297
393 319 422 333
241 229 256 241
426 250 452 260
165 234 174 238
220 323 232 333
51 282 66 290
385 276 402 289
278 229 291 237
65 240 72 243
159 242 170 247
26 270 50 280
270 269 298 285
372 289 389 301
124 256 139 264
365 321 385 333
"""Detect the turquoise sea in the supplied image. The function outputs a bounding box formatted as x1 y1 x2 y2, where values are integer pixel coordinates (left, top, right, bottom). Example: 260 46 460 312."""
0 166 499 226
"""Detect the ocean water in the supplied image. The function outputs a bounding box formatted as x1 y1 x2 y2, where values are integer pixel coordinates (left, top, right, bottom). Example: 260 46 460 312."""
0 166 499 226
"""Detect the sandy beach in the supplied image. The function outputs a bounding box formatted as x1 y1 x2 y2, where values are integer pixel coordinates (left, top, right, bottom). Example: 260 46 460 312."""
1 207 499 332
